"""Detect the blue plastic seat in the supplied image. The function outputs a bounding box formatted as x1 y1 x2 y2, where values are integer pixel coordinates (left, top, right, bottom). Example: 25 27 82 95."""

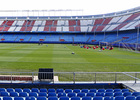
57 93 66 98
114 89 122 93
0 88 6 92
48 92 56 97
122 89 129 92
67 92 76 97
96 92 105 97
86 92 95 97
40 88 47 92
81 89 89 93
48 89 55 93
104 97 114 100
89 89 97 93
38 92 47 97
31 88 39 93
37 97 47 100
125 96 136 100
7 88 15 92
25 97 36 100
3 97 12 100
114 92 123 97
19 92 28 97
0 91 9 96
29 92 38 98
136 96 140 100
15 88 23 93
14 97 24 100
65 89 72 93
105 92 113 97
73 89 80 93
93 96 103 100
10 92 19 97
23 88 31 93
71 97 80 100
98 89 105 93
48 97 58 100
59 96 69 100
123 92 132 97
114 96 124 100
77 92 85 97
132 92 140 96
56 89 64 93
106 89 113 92
82 96 92 100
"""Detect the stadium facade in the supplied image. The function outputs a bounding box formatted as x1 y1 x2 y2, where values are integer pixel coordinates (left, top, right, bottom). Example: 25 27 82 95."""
0 7 139 46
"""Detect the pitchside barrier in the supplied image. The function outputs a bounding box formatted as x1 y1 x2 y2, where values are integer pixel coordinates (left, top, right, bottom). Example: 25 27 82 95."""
0 72 140 83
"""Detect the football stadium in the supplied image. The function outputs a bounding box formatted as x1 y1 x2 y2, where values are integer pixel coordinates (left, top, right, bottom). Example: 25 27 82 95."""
0 3 140 100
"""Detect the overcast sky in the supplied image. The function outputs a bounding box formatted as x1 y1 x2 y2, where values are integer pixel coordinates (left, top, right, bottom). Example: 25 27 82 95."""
0 0 140 16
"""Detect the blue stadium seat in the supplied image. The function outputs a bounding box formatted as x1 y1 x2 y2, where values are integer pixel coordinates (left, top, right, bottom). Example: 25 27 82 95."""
77 92 85 97
86 92 95 97
0 88 6 92
0 91 9 96
106 89 113 92
40 88 47 93
132 92 140 96
38 92 47 97
98 89 105 93
114 92 123 97
82 96 92 100
15 88 23 93
23 88 31 93
37 97 47 100
59 96 69 100
31 88 39 93
114 89 122 93
19 92 28 97
123 92 132 97
122 89 129 92
58 93 66 98
81 89 89 93
14 97 24 100
105 92 113 97
104 97 114 100
73 89 80 93
114 96 124 100
3 97 12 100
48 97 58 100
93 96 103 100
125 96 136 100
48 89 55 93
10 92 19 97
65 89 72 93
136 96 140 100
56 89 64 93
96 92 105 97
48 92 56 97
25 97 36 100
71 97 80 100
7 88 15 92
89 89 97 93
67 92 76 97
29 92 38 98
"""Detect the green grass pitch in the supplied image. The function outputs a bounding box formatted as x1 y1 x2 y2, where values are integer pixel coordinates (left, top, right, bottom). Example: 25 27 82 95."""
0 43 139 72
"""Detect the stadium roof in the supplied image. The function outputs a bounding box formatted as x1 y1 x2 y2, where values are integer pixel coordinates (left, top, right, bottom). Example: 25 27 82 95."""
0 0 140 16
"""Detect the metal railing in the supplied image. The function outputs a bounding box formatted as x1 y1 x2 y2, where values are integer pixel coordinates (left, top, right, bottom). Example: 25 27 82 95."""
0 72 140 83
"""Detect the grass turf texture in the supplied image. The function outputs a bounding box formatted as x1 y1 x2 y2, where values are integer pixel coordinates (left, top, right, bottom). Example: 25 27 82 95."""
0 43 139 72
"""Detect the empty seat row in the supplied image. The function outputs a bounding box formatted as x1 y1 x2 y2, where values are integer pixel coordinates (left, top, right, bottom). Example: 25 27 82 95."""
0 91 140 98
0 88 129 93
0 96 140 100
